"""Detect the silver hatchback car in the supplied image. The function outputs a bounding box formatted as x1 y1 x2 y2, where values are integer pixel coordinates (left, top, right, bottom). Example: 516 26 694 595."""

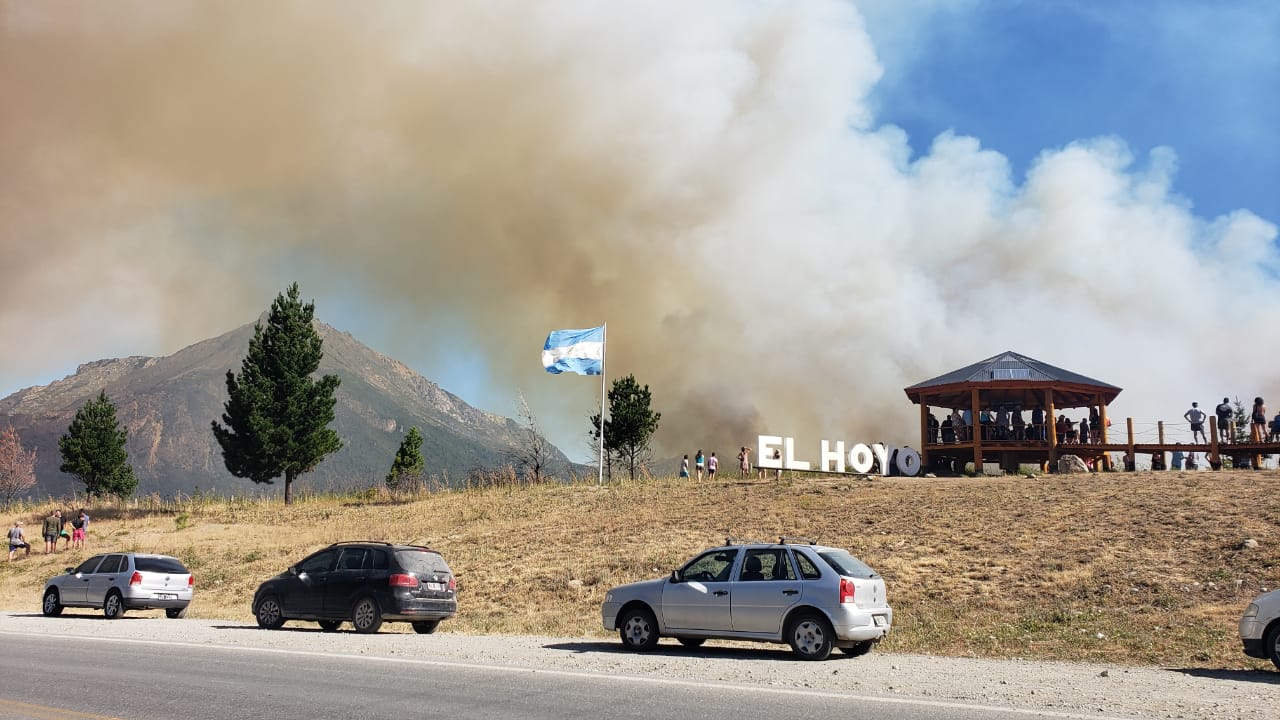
601 538 892 660
42 552 194 619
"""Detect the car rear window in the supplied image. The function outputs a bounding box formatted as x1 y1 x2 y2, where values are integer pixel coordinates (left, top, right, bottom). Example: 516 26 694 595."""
135 556 189 574
817 550 878 579
395 549 451 575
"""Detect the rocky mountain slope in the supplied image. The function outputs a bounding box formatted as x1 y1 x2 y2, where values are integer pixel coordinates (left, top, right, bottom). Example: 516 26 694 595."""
0 320 571 498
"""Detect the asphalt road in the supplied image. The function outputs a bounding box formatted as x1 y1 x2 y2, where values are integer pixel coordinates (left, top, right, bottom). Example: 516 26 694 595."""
0 614 1274 719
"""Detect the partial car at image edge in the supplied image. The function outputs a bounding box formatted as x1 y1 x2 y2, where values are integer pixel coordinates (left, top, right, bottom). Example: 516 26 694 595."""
602 537 892 660
1239 588 1280 670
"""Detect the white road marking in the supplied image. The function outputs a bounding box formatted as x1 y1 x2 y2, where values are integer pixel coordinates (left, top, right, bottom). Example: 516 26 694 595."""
0 630 1131 720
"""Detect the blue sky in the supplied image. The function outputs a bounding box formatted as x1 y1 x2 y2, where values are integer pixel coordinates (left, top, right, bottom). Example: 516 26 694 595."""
860 0 1279 224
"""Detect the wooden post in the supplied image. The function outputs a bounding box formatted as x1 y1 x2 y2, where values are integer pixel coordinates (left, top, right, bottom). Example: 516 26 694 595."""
1209 416 1220 468
919 400 930 467
1099 401 1110 444
971 387 982 474
1046 388 1057 469
1126 417 1135 472
1098 396 1111 470
1158 421 1165 445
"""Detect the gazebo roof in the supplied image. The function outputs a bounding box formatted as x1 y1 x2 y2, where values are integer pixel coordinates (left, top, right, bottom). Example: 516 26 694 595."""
903 351 1122 409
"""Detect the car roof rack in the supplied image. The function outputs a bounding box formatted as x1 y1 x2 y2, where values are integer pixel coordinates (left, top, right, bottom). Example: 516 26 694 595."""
725 535 761 546
327 541 396 548
779 536 816 545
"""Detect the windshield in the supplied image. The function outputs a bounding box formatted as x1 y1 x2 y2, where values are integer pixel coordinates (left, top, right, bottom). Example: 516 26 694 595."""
817 550 878 579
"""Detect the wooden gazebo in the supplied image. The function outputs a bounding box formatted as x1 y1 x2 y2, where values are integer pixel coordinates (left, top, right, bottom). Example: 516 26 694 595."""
903 351 1123 473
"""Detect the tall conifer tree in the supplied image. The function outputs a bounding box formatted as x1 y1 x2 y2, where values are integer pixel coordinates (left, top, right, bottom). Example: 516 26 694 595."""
386 426 424 490
59 390 138 498
590 374 661 481
212 282 342 505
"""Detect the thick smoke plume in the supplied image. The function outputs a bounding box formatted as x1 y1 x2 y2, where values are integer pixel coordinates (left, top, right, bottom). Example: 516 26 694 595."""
2 1 1276 462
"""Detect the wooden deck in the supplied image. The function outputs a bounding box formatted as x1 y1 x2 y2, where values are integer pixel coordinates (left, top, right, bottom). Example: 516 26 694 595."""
922 416 1279 471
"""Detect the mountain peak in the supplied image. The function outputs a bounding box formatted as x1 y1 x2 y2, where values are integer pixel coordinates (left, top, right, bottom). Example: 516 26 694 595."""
0 318 568 497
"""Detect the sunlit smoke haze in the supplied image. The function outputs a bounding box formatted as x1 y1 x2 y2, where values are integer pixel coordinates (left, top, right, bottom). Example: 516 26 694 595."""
1 1 1276 463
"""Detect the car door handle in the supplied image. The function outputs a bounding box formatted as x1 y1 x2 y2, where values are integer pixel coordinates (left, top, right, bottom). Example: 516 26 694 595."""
782 590 799 596
712 590 729 596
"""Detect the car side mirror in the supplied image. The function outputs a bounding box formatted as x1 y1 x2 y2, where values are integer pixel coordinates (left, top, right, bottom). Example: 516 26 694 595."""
669 569 681 584
64 567 74 574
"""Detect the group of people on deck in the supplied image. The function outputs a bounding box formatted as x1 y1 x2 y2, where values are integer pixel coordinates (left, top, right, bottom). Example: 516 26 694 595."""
931 405 1106 444
1186 397 1275 444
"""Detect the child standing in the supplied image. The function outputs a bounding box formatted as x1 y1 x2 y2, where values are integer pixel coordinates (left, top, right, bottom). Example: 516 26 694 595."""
71 509 89 550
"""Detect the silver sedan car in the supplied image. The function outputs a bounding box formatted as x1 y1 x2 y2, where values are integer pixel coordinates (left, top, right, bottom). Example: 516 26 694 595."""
601 538 892 660
42 552 194 619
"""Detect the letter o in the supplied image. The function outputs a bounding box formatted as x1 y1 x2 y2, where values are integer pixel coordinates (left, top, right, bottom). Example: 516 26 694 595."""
895 447 921 477
848 444 874 474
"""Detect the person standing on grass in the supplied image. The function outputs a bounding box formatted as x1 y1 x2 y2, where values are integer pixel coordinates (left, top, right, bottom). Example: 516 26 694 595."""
738 446 751 479
773 448 782 480
707 452 718 479
1184 402 1208 444
695 450 705 481
8 521 30 561
42 509 62 554
678 455 690 479
71 509 89 550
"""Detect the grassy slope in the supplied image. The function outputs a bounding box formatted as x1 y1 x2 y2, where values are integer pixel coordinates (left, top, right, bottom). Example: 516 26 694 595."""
2 470 1276 669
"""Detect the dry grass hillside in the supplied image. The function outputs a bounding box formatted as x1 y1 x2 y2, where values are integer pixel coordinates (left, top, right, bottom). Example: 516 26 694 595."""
2 469 1277 669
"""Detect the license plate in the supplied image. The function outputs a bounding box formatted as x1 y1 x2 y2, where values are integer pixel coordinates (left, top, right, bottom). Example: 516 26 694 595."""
873 615 887 627
426 582 444 591
156 593 177 600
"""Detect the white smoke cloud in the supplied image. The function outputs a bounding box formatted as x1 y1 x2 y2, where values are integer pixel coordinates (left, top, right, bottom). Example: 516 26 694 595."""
0 1 1275 461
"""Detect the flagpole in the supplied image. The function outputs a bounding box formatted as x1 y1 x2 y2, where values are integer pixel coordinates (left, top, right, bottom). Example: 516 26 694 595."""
598 322 606 486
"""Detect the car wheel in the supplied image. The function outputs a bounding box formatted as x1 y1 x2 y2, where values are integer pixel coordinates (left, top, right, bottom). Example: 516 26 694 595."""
103 591 125 620
677 637 706 648
1266 622 1280 671
839 640 874 657
412 620 440 635
42 589 63 617
351 597 383 634
255 595 286 630
166 607 187 619
787 612 834 661
618 606 660 651
318 620 343 632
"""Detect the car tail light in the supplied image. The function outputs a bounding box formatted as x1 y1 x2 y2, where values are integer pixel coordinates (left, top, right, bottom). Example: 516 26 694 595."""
447 577 456 592
839 577 855 604
389 573 420 588
188 576 195 587
129 572 143 586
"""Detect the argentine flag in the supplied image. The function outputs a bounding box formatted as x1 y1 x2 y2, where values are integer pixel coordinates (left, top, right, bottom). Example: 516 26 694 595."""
542 326 604 375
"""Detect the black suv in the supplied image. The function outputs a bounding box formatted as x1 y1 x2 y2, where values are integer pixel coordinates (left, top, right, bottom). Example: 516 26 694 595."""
252 542 457 634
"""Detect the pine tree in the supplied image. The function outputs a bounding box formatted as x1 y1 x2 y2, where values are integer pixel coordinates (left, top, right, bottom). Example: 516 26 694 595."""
386 426 424 490
589 374 661 481
212 282 342 505
58 390 138 498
